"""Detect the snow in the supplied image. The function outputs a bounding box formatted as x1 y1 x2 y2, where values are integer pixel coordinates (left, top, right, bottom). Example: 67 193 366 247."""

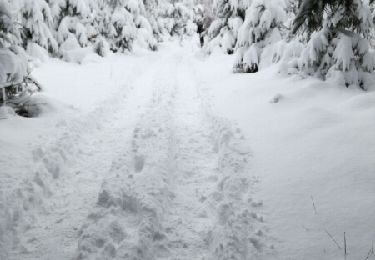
0 48 28 85
194 51 375 259
27 43 49 64
0 38 374 260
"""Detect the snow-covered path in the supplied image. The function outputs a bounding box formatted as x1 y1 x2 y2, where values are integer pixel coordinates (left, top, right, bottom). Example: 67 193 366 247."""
7 47 161 260
3 43 270 260
4 39 374 260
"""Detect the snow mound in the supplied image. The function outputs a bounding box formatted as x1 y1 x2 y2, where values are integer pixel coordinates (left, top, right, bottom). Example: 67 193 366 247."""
27 43 49 66
58 34 102 64
0 48 28 85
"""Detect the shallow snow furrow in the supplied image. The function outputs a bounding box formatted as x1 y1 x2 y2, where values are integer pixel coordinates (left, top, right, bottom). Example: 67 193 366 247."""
76 64 178 260
182 58 271 259
207 120 268 260
161 70 218 259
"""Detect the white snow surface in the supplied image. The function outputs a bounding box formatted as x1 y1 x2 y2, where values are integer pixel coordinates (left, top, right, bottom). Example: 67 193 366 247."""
0 38 374 260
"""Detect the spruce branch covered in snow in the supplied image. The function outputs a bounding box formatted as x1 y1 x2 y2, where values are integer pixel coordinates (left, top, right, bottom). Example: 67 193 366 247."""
0 1 11 48
0 0 28 89
0 0 20 48
233 0 287 73
3 0 375 90
156 0 195 39
1 0 194 60
50 0 92 48
201 0 375 89
170 1 194 36
103 0 159 52
292 0 375 89
0 1 11 46
205 0 245 54
15 0 58 52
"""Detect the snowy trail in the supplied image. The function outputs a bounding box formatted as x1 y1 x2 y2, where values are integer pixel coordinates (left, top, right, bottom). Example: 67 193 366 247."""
7 54 160 260
5 43 271 260
161 55 269 260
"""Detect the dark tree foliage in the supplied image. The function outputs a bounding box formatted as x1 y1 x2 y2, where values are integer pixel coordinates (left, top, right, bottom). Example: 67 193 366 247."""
293 0 375 35
291 0 375 89
0 1 13 47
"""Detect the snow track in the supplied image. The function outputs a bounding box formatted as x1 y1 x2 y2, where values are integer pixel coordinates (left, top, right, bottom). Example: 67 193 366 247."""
2 43 272 260
77 53 179 260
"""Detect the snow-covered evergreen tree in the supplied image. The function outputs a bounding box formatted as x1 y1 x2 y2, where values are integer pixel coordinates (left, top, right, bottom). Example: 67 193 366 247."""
154 0 173 37
49 0 92 51
293 0 375 89
156 0 194 38
89 0 112 56
0 1 11 48
233 0 287 73
0 1 29 104
205 0 245 54
0 0 20 48
142 0 162 39
106 0 157 52
12 0 58 53
170 1 194 36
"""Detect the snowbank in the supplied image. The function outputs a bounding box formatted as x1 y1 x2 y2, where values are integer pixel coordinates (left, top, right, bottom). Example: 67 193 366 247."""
194 52 375 260
0 50 158 258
